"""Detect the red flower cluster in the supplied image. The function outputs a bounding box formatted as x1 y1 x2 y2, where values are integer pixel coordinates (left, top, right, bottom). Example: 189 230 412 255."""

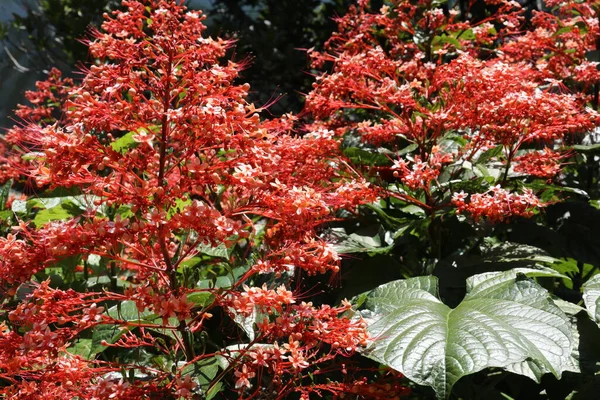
500 0 600 86
514 148 566 179
223 289 370 395
305 0 598 222
0 0 378 398
452 186 542 223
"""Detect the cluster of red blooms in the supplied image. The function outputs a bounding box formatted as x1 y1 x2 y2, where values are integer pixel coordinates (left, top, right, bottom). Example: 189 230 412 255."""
305 0 599 222
0 1 383 398
514 148 566 179
223 287 371 395
452 186 542 223
501 0 600 86
0 281 156 399
392 146 454 190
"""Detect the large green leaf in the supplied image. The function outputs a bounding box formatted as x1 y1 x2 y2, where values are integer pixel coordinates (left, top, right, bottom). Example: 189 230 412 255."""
90 324 125 358
67 338 93 359
582 274 600 327
343 147 391 166
33 201 84 226
328 227 393 255
12 195 96 226
110 131 137 154
355 269 574 399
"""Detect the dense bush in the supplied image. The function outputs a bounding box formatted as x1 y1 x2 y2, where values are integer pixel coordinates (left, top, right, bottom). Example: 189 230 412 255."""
1 0 600 399
305 0 600 398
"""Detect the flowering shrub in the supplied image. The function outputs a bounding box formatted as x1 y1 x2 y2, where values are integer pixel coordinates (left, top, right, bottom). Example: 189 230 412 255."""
303 0 600 399
306 0 597 225
3 0 600 399
0 1 397 398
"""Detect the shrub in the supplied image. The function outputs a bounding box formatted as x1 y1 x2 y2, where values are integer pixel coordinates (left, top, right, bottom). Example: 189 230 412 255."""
305 0 600 398
0 1 391 398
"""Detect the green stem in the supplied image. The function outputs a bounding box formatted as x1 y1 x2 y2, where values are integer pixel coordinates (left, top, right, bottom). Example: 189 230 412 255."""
502 146 515 186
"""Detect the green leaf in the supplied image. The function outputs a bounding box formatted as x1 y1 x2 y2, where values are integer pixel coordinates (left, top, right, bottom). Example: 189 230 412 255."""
196 264 249 290
554 26 573 36
329 228 392 255
570 143 600 153
105 301 180 341
67 338 93 359
107 300 153 321
232 307 259 341
453 28 475 41
168 197 192 219
476 145 503 164
206 382 223 400
115 204 135 219
146 316 180 340
0 209 12 223
356 270 574 399
110 131 137 154
33 201 83 226
187 292 214 308
551 298 585 316
401 204 426 216
343 147 391 166
432 34 461 49
480 241 559 266
181 357 221 388
439 132 467 153
582 274 600 326
396 143 419 156
0 179 11 211
14 195 96 226
90 324 125 358
525 181 589 200
197 242 232 259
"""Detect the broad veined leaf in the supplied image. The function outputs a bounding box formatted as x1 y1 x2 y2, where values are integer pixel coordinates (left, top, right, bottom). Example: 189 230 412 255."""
479 241 558 265
328 227 392 255
196 242 233 259
343 147 391 166
181 357 223 396
12 195 98 226
33 201 84 226
187 291 215 308
110 131 137 154
434 242 568 302
571 143 600 153
231 306 259 341
67 338 93 359
196 264 249 290
107 300 153 321
90 324 126 358
355 269 573 399
476 145 503 164
582 274 600 327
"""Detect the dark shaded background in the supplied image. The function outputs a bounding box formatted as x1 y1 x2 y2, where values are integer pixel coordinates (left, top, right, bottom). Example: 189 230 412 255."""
0 0 354 128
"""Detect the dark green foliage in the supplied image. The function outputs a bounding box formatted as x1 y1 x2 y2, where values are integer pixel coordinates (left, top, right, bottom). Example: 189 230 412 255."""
208 0 353 114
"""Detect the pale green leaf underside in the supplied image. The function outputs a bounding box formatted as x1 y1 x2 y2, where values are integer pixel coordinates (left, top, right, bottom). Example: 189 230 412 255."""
358 270 573 399
582 274 600 326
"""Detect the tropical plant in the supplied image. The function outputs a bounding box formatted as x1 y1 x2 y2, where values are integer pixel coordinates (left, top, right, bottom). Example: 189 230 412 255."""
0 1 399 398
305 0 600 398
3 0 600 399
